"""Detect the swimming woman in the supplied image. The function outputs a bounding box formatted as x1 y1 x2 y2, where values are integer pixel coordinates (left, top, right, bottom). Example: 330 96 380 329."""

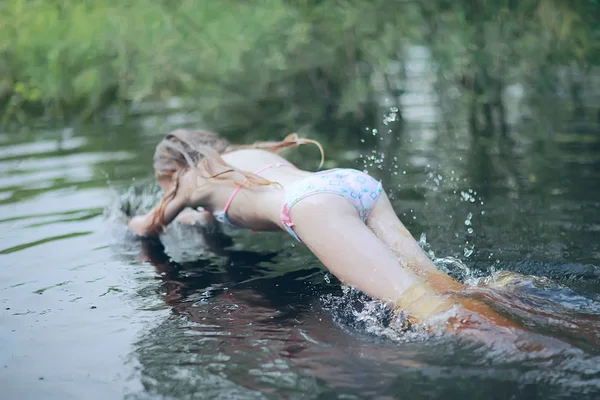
128 129 528 340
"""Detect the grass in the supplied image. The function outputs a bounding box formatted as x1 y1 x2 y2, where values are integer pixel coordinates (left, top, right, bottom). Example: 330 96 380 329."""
0 0 598 141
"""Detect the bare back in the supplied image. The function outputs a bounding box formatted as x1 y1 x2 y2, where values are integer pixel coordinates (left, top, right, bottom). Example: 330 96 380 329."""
221 149 314 187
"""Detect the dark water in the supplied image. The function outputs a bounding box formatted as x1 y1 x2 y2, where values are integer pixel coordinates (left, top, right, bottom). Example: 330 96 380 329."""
2 89 600 398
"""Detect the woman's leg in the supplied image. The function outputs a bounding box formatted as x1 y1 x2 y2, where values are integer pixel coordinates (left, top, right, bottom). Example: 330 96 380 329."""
366 191 524 332
288 192 533 351
288 194 456 320
366 191 464 293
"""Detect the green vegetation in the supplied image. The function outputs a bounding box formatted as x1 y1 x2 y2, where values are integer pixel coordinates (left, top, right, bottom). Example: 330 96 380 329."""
1 0 598 141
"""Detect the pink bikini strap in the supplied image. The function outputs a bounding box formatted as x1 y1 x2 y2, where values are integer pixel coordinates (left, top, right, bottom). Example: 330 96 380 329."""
221 186 244 214
280 204 294 227
222 162 294 214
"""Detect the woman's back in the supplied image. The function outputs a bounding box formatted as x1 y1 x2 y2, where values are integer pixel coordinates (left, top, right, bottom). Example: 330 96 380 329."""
221 148 314 187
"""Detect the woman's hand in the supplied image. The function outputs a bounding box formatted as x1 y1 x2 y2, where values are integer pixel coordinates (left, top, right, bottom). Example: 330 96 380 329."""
128 214 157 237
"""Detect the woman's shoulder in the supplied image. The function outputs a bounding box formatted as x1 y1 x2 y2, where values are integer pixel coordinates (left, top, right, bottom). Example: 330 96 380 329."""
222 148 289 166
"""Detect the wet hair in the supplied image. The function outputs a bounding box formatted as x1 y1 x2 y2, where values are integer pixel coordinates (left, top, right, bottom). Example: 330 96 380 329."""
153 129 231 178
151 129 325 232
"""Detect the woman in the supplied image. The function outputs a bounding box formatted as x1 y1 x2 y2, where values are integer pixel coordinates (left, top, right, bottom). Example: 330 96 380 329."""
129 129 525 340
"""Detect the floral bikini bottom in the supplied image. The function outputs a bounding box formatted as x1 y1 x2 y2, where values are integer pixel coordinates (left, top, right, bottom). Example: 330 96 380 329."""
280 168 383 242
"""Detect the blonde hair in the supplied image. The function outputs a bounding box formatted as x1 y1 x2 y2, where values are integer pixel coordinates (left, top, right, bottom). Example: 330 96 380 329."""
151 129 325 232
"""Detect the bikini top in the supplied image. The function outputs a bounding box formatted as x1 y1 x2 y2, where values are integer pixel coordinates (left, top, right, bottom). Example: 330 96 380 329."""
213 162 294 229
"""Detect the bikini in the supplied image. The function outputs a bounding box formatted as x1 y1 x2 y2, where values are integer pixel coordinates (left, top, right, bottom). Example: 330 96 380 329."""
214 165 383 242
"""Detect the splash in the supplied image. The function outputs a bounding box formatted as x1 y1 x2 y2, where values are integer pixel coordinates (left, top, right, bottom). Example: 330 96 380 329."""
321 286 436 344
104 179 232 262
104 177 162 224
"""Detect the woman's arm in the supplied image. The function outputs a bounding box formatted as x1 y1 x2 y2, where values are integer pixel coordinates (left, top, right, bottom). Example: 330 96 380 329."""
128 193 187 237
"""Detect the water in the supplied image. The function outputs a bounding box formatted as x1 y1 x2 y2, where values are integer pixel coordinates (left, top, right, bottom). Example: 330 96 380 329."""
2 103 600 397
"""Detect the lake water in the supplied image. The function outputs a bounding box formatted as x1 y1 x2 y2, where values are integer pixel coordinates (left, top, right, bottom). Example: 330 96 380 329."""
2 77 600 398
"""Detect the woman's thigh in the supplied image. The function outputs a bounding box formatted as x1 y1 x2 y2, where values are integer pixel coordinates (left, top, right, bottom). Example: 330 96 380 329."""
366 191 464 292
288 194 432 305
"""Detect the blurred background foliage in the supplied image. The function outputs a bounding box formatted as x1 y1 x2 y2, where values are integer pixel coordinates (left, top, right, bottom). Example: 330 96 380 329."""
0 0 598 143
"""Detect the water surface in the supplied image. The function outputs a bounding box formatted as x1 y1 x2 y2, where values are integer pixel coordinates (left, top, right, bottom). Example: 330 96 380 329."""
2 100 600 399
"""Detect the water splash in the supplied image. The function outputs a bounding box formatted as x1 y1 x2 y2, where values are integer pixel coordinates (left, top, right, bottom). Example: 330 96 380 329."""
104 179 232 262
104 177 162 224
321 286 434 344
358 106 403 174
418 232 474 282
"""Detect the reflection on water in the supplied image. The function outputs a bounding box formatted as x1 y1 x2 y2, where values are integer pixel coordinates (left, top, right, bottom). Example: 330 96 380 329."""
126 235 600 399
2 63 600 400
